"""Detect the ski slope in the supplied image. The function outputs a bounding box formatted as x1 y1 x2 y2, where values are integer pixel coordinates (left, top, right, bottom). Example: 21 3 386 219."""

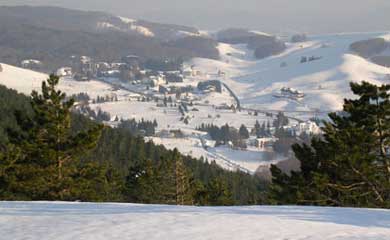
187 32 390 115
0 201 389 240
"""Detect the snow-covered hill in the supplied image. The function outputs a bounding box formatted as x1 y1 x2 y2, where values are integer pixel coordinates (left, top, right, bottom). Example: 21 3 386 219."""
0 63 135 100
97 17 155 38
0 63 47 95
0 201 389 240
187 32 390 118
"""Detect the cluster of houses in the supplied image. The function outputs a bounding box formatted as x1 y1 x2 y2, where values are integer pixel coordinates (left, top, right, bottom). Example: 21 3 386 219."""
56 67 73 77
249 120 321 151
251 137 276 149
155 129 185 138
20 59 43 70
274 87 305 100
19 56 218 100
300 56 322 63
55 55 192 88
289 120 321 136
197 80 222 93
66 55 142 81
182 65 204 78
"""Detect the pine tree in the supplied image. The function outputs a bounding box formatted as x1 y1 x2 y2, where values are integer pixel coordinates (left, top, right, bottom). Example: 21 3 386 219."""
0 145 23 199
4 75 103 200
207 177 234 206
173 149 193 205
261 122 266 137
266 121 272 135
125 149 193 205
254 121 261 137
125 159 159 203
273 112 289 129
239 124 250 139
163 97 168 107
157 149 193 205
270 81 390 208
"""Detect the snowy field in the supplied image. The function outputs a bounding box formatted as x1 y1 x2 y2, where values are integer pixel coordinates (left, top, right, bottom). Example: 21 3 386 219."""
92 101 272 130
209 145 284 173
148 136 278 173
1 201 390 240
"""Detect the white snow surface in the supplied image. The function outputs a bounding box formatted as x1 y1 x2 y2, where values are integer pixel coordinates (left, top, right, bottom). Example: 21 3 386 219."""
0 63 47 94
187 32 390 113
98 17 155 37
0 64 135 100
0 201 390 240
118 16 136 24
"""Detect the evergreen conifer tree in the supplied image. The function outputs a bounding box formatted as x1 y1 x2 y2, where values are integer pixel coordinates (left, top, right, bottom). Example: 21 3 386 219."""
3 75 103 200
270 81 390 208
239 124 250 139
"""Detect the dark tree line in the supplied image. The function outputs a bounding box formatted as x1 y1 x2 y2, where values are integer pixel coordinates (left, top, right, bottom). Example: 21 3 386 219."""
69 92 90 103
93 95 118 104
118 118 157 137
252 120 272 138
76 105 111 123
143 58 184 72
197 123 247 149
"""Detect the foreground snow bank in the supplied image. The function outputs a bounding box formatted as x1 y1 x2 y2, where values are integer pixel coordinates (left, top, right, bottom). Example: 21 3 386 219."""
1 202 389 240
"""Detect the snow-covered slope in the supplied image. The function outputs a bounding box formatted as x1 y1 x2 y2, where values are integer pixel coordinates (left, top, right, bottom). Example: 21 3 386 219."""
0 63 47 94
0 63 135 100
98 18 155 37
187 32 390 116
1 202 389 240
97 15 204 40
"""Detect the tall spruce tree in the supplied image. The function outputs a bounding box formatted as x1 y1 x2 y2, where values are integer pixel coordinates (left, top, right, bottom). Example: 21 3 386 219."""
125 149 193 205
269 81 390 208
173 149 193 205
157 149 193 205
2 75 103 200
254 120 261 137
125 159 160 203
207 177 234 206
239 124 250 139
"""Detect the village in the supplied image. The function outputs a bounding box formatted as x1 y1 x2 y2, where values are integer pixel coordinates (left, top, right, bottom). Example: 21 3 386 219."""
17 52 321 175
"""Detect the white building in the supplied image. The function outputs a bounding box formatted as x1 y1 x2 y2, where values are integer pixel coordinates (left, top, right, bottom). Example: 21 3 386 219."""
183 70 193 77
80 56 92 64
141 74 165 86
21 59 42 69
292 121 321 135
111 62 127 70
281 87 304 99
96 62 111 71
56 67 73 77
